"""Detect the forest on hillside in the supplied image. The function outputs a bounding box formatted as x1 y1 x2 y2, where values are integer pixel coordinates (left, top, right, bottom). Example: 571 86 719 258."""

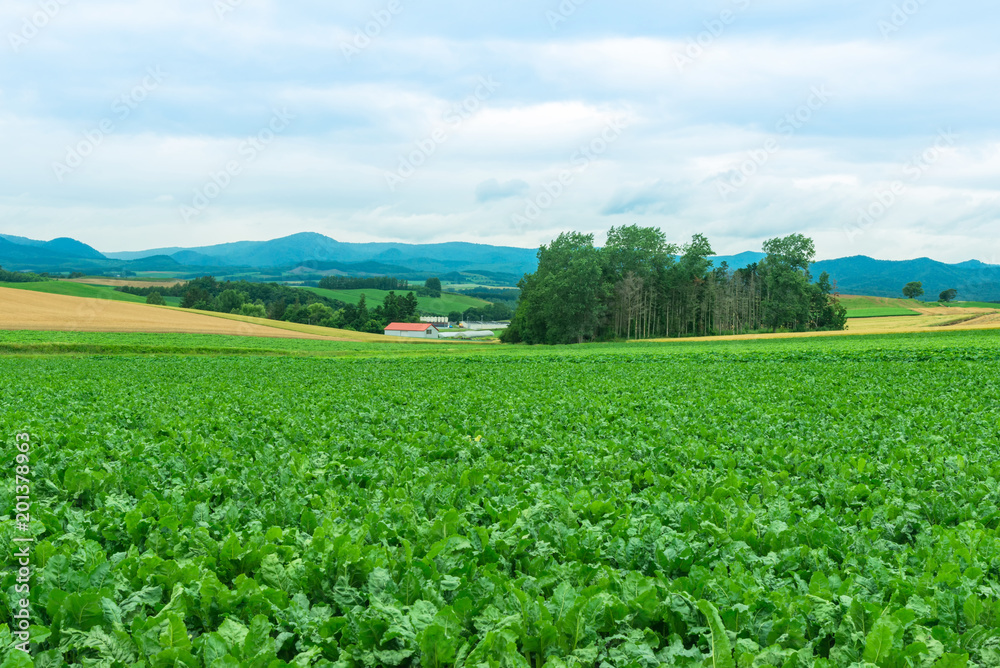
503 226 847 345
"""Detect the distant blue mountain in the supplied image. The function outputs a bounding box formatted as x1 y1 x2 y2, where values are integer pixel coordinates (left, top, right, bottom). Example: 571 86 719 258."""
812 255 1000 301
708 251 767 268
105 232 541 276
0 234 105 260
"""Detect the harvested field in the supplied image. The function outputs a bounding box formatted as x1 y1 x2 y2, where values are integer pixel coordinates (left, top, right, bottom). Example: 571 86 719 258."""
0 287 357 340
645 308 1000 343
913 306 998 316
943 312 1000 328
67 278 187 288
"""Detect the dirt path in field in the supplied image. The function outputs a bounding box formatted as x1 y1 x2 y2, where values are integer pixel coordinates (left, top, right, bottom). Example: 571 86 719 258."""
938 312 1000 328
913 306 997 316
0 287 345 339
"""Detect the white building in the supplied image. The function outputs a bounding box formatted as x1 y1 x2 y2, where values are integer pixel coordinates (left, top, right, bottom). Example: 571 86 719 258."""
384 322 440 339
460 321 509 331
439 330 495 339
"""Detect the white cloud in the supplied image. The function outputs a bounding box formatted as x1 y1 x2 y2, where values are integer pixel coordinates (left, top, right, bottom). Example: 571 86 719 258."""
1 2 998 261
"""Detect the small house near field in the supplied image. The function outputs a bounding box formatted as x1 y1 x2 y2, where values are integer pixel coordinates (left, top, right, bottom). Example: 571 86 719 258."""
384 322 440 339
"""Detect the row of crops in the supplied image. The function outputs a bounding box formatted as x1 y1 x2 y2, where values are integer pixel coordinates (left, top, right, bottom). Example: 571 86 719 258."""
2 331 1000 666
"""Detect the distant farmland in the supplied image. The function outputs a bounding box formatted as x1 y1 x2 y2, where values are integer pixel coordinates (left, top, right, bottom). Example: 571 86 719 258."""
304 287 490 316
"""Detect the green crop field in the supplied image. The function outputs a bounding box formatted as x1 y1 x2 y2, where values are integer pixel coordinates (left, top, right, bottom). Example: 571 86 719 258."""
2 330 1000 666
305 287 490 316
0 281 148 303
845 307 920 318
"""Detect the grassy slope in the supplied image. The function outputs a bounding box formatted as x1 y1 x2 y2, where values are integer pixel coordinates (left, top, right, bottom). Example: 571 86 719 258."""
0 281 147 303
840 295 919 317
304 287 489 315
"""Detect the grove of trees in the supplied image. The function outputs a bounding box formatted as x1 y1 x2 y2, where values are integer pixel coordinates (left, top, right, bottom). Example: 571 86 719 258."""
502 226 847 345
118 277 420 331
448 302 515 323
424 277 442 298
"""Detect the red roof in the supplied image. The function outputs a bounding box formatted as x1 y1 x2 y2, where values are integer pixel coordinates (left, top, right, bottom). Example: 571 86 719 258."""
385 322 435 331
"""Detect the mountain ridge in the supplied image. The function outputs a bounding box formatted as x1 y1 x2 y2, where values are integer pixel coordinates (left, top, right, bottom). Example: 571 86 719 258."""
2 232 999 301
103 231 541 275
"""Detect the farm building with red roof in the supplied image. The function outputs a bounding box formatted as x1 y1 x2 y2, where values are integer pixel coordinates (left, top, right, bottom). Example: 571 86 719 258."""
384 322 440 339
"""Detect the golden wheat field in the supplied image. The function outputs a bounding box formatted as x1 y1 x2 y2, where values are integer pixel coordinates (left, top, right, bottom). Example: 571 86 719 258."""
647 306 1000 343
0 287 349 340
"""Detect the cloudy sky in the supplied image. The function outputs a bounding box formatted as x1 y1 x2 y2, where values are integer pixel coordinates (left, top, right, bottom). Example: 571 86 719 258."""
2 0 998 262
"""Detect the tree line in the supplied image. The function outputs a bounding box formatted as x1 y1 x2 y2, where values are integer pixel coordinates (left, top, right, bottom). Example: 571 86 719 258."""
314 275 449 299
0 266 48 283
118 277 420 332
447 302 515 324
502 226 847 345
317 276 410 291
